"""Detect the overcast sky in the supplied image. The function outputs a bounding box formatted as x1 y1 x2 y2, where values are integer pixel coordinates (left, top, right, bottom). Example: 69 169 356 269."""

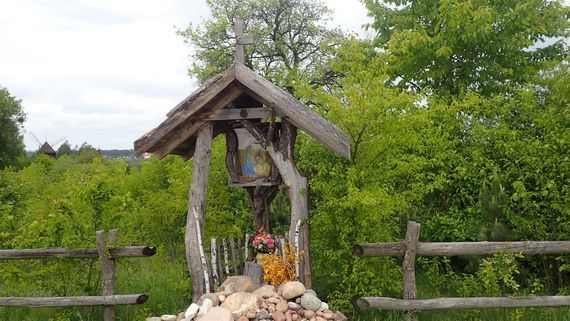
0 0 371 151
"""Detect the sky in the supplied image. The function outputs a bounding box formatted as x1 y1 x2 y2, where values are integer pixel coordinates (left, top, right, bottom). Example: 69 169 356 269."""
0 0 372 151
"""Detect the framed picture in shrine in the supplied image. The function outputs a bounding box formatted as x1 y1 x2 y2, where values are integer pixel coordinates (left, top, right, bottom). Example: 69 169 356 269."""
227 127 280 186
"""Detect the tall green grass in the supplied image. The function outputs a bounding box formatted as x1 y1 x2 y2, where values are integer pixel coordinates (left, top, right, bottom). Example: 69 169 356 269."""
0 253 190 321
2 256 570 321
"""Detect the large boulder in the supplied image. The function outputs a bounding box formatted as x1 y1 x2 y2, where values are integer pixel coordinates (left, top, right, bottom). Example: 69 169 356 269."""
220 292 261 313
220 276 256 294
280 281 306 299
198 307 232 321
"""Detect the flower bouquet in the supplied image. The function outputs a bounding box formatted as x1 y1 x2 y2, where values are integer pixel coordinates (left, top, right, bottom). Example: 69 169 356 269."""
251 227 275 254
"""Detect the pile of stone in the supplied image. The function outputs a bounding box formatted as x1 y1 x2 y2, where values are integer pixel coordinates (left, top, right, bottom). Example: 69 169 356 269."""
147 276 347 321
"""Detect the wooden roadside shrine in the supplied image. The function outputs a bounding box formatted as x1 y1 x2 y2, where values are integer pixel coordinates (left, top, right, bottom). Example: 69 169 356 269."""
134 21 350 302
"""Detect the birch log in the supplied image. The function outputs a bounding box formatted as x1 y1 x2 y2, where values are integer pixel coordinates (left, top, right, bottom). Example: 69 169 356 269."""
185 122 213 302
210 238 219 286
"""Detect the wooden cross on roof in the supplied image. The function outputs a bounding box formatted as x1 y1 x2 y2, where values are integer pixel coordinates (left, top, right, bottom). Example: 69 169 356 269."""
234 20 253 64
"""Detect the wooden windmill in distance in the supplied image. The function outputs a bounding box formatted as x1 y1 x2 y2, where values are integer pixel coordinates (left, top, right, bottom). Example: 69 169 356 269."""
134 20 350 302
28 131 66 157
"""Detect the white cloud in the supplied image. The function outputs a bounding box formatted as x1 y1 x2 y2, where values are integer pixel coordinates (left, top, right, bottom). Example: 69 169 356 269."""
0 0 369 150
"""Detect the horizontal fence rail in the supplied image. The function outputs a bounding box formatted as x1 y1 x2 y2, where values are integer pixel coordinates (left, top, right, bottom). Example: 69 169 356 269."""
0 294 149 307
358 296 570 311
355 221 570 321
0 229 154 321
0 246 157 260
353 241 570 257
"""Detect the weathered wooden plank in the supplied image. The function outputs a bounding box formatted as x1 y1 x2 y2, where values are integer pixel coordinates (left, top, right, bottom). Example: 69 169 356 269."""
353 241 570 257
216 236 224 282
0 246 156 260
357 296 570 311
185 122 214 302
0 294 148 307
235 62 350 160
134 65 236 156
403 222 420 321
207 108 273 121
244 262 263 289
237 234 243 274
230 236 239 276
97 230 118 321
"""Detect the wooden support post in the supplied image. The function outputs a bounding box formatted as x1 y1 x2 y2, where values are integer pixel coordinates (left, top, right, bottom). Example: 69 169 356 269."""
185 122 214 302
403 221 420 321
97 229 118 321
230 237 239 275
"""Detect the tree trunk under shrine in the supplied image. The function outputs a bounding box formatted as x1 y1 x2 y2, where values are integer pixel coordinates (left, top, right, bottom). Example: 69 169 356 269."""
245 185 278 232
240 120 312 288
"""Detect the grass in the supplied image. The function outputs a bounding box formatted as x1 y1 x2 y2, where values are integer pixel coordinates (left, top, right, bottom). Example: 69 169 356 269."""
3 257 570 321
0 253 191 321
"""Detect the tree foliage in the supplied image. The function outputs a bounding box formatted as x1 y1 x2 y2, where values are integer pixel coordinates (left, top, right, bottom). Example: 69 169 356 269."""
177 0 344 88
0 86 26 169
363 0 569 96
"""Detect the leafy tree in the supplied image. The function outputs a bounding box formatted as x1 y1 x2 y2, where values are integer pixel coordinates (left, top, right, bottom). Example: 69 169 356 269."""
0 86 26 168
363 0 569 96
56 140 73 157
177 0 344 88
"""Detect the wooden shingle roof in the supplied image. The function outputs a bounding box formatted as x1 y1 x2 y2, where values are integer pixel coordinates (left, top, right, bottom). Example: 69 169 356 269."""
134 62 350 160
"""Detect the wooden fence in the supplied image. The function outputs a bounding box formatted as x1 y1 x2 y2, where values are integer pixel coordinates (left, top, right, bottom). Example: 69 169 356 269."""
205 233 290 288
0 229 155 321
354 221 570 321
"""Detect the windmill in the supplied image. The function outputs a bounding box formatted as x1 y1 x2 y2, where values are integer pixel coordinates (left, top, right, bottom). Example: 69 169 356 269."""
28 131 66 157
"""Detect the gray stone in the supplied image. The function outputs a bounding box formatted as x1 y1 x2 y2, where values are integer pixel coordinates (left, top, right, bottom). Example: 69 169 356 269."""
146 318 161 321
300 293 322 311
160 315 177 321
258 308 271 319
305 289 317 296
319 301 329 311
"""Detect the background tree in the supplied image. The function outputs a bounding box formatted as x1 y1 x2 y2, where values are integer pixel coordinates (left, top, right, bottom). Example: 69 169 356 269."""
56 140 73 157
0 86 26 169
363 0 569 96
177 0 345 88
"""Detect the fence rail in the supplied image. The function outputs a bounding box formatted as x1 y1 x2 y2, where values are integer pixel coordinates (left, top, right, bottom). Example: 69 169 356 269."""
354 221 570 321
0 229 154 321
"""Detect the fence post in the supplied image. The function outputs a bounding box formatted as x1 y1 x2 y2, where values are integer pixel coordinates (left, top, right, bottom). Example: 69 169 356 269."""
230 236 239 276
97 229 118 321
403 221 420 321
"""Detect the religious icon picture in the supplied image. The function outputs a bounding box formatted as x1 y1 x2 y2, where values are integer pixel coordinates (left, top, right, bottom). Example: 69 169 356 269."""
235 128 271 180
